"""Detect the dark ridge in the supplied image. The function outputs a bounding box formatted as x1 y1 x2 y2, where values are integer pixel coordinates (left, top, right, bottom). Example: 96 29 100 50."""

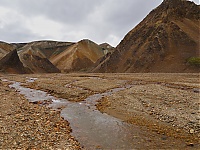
0 50 30 74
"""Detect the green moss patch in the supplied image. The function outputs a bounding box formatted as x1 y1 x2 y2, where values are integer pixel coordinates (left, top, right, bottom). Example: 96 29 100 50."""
187 57 200 66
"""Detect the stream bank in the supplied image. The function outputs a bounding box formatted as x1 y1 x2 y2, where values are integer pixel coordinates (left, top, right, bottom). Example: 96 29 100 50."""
1 73 199 149
6 77 195 149
0 78 80 149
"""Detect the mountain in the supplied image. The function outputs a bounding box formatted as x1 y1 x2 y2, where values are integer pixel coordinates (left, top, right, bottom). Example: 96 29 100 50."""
17 40 75 59
0 40 106 74
50 39 104 72
18 47 61 73
93 0 200 73
0 50 29 74
99 43 115 55
0 41 63 74
0 42 15 59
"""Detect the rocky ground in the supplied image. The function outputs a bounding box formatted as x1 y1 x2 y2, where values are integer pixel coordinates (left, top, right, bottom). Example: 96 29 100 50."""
97 74 200 142
0 73 199 149
0 78 81 149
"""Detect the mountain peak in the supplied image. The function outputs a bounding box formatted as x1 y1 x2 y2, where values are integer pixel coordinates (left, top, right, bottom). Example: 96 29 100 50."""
163 0 190 5
93 0 200 73
152 0 200 21
161 0 198 9
0 50 29 74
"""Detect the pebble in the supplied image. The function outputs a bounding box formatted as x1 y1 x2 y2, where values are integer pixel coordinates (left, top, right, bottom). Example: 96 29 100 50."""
193 88 200 93
187 143 194 147
0 81 81 150
189 129 195 134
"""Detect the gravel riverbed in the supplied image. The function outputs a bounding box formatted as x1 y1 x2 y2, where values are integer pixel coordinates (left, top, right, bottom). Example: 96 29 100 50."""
0 73 199 149
0 79 81 149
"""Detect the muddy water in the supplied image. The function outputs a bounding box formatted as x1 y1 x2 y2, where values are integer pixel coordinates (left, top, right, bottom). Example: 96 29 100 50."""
9 82 55 102
7 80 187 149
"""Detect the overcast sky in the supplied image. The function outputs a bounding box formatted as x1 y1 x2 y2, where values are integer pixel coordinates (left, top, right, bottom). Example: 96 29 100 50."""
0 0 199 47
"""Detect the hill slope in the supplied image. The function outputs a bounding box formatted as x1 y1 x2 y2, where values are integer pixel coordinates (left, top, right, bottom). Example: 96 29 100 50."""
0 41 62 74
0 50 29 74
18 47 60 73
93 0 200 73
0 42 15 59
17 41 75 59
50 39 104 72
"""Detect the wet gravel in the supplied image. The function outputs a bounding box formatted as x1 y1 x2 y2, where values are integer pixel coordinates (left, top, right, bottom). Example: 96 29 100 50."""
0 73 199 149
0 80 81 149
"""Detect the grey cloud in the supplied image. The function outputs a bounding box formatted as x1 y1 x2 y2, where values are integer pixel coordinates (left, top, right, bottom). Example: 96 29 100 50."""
0 21 47 43
103 1 162 29
0 0 199 46
0 0 106 24
65 0 162 45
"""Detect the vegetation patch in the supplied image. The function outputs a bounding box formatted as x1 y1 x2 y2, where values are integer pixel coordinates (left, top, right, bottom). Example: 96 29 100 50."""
187 57 200 67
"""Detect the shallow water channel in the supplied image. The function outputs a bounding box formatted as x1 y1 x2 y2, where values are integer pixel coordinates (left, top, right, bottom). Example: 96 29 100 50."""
7 79 186 149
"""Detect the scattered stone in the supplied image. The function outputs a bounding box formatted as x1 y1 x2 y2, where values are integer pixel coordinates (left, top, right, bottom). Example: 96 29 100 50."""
161 136 167 140
189 129 195 134
193 88 200 93
0 80 81 149
186 143 194 147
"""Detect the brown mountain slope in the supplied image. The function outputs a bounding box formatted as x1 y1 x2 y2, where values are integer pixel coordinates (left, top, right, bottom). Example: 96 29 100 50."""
50 39 104 72
99 43 115 55
93 0 200 73
0 41 15 59
18 48 60 73
0 50 30 74
17 41 75 59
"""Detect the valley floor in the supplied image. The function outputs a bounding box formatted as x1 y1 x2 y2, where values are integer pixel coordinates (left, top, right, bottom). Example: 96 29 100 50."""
0 73 199 149
0 76 80 149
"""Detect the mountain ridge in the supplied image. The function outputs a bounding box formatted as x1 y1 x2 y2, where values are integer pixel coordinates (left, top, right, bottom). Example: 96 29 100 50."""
50 39 105 72
0 50 30 74
92 0 200 73
0 0 199 74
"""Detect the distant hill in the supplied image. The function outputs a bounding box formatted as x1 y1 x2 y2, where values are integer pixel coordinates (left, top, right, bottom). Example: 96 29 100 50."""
93 0 200 73
18 47 60 73
0 40 108 74
99 43 115 55
0 50 29 74
0 41 64 74
50 39 104 72
17 40 75 59
0 42 15 59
